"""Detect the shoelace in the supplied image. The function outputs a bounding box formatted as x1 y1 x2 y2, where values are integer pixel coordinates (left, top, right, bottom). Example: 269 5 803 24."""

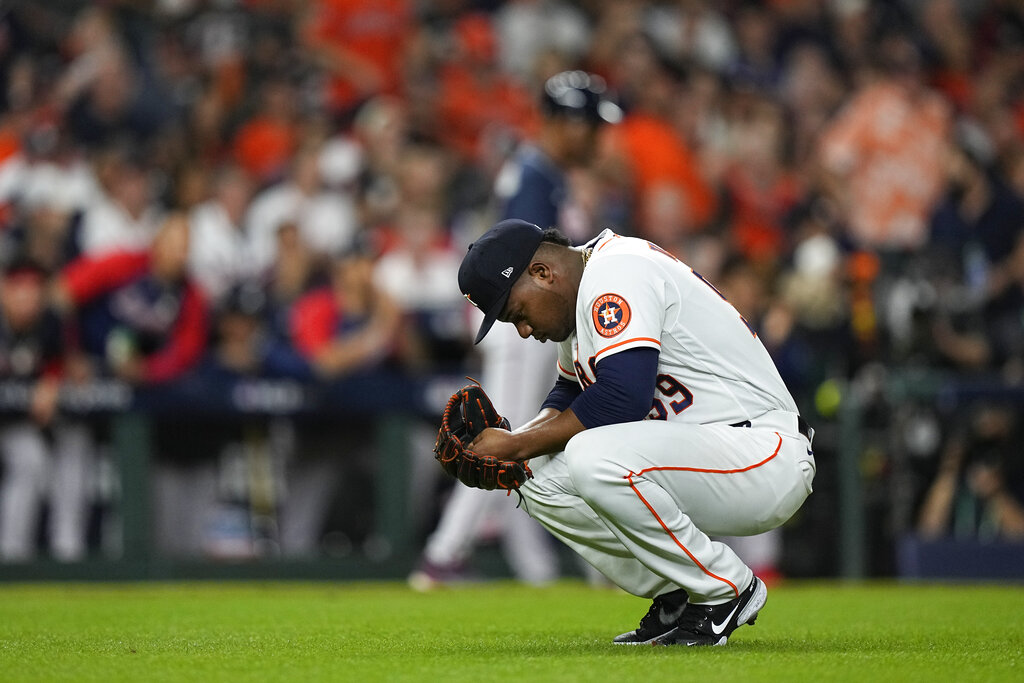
637 590 687 632
674 603 716 632
636 598 665 632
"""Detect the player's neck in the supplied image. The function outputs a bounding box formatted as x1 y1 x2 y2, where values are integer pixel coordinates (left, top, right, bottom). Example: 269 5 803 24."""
537 129 570 169
567 246 588 299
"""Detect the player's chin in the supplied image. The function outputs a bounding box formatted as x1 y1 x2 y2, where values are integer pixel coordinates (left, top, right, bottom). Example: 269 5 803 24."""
545 330 572 343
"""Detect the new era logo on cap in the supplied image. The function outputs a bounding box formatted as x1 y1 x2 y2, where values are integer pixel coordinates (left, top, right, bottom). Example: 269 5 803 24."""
458 219 545 344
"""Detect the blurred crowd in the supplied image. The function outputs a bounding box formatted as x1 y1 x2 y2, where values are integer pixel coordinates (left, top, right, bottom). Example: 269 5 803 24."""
1 0 1024 568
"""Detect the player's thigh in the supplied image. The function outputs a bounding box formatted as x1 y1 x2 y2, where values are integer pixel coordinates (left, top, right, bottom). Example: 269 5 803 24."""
522 455 621 550
0 421 49 480
564 421 811 536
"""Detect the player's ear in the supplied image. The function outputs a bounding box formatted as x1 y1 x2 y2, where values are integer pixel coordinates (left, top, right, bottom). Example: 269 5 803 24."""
528 259 553 283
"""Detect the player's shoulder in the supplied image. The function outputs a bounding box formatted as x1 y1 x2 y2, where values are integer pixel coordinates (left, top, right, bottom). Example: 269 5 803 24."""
586 230 685 270
495 146 561 197
577 233 661 305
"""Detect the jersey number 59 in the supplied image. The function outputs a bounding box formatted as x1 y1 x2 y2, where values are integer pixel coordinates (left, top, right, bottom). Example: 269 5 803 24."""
647 374 693 420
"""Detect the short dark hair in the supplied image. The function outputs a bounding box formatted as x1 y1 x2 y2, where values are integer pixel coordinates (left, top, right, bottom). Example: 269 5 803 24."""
540 228 571 246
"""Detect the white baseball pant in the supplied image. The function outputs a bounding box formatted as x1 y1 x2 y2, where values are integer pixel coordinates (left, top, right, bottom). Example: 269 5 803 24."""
422 323 560 584
0 420 93 561
520 410 815 603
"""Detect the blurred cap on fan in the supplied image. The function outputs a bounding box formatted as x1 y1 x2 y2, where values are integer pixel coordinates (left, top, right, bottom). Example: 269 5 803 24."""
221 283 268 318
541 70 622 125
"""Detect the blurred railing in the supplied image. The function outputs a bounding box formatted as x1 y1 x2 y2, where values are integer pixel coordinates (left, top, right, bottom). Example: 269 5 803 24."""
0 372 466 581
2 369 1022 582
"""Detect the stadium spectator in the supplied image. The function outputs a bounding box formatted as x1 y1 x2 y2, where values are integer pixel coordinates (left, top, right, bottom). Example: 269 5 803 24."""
435 13 538 167
278 245 401 555
77 150 162 257
55 9 138 145
720 95 802 265
493 0 590 83
202 283 310 383
777 43 846 177
246 143 359 274
351 96 409 231
188 164 257 306
2 159 95 273
53 212 208 384
185 86 232 168
642 0 737 75
288 245 400 380
231 76 299 186
917 0 975 112
602 34 716 247
0 256 93 562
182 0 250 110
923 137 1024 373
918 405 1024 541
373 204 469 371
302 0 415 120
817 33 952 252
726 3 782 92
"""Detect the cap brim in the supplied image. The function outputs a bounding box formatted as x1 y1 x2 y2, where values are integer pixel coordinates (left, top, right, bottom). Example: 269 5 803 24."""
473 288 511 344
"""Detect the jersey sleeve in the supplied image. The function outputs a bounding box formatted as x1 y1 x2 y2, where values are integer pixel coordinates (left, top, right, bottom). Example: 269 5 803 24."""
556 339 576 382
61 251 150 304
540 375 582 413
289 289 337 359
142 282 209 383
579 252 665 363
569 347 659 427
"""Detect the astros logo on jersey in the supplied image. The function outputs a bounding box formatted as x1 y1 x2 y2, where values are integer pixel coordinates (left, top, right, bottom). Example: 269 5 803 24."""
592 293 631 338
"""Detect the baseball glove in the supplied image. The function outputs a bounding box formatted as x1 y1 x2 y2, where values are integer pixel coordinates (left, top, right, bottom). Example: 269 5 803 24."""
434 383 532 491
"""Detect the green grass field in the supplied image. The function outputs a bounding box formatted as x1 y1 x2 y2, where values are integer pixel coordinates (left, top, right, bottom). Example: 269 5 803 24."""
1 580 1022 682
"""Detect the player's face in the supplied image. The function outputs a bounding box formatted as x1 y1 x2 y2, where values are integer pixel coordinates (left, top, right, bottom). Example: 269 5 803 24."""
560 119 600 166
499 274 575 343
0 273 45 330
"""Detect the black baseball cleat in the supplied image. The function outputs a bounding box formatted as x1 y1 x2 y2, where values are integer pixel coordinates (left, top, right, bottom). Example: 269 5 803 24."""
652 576 767 647
613 588 689 644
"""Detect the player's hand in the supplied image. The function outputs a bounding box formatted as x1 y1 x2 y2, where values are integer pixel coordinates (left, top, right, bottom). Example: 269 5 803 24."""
29 376 60 426
469 427 522 462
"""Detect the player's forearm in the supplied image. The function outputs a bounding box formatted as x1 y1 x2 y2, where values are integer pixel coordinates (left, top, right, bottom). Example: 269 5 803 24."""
519 407 563 431
509 407 586 461
916 472 957 538
312 320 393 376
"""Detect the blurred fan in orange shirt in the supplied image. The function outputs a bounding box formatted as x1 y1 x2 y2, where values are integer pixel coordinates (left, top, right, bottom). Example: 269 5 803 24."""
602 34 716 241
232 77 298 185
818 34 952 251
437 14 539 166
303 0 413 118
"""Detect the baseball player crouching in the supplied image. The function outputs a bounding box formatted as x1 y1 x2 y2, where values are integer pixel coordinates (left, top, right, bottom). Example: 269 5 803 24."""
455 219 816 646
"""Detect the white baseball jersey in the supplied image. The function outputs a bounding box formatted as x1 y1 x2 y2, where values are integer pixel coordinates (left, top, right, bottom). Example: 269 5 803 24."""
519 230 815 605
555 229 798 425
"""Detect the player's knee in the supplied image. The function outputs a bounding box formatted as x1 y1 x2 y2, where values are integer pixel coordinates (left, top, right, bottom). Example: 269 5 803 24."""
563 429 613 498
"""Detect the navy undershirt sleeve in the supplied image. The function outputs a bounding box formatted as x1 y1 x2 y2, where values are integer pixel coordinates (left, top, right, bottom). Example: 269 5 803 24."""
569 347 660 428
541 375 582 412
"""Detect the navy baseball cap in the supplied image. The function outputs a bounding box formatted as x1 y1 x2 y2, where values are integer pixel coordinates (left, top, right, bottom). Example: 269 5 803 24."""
459 219 545 344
